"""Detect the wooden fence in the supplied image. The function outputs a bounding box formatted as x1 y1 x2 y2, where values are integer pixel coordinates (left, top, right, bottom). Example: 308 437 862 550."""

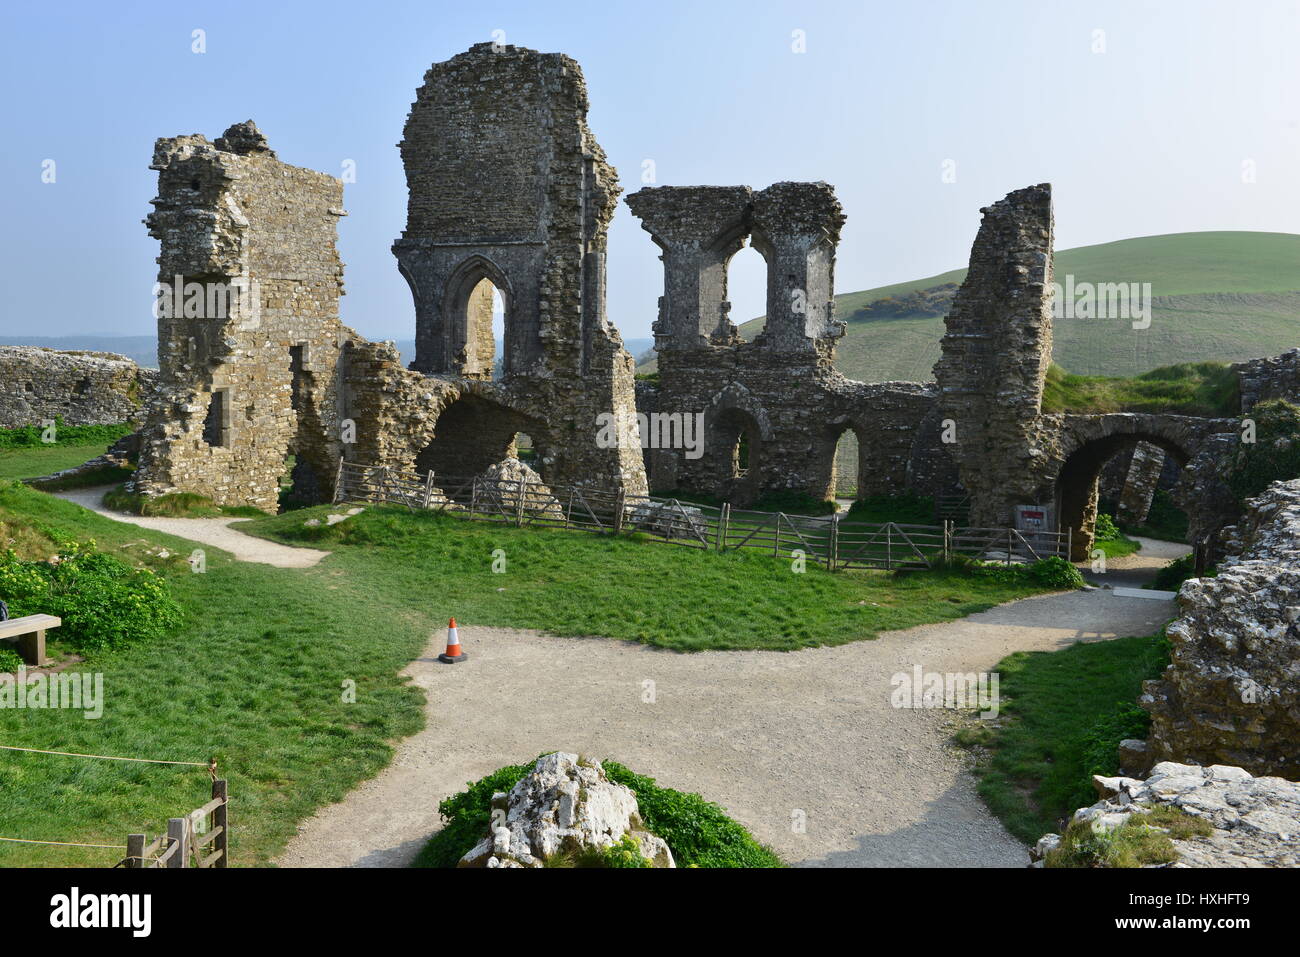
334 462 1070 571
124 779 228 869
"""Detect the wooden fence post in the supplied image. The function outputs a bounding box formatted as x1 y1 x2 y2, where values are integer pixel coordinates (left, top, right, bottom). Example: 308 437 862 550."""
422 471 435 510
886 523 893 571
1007 527 1013 566
212 779 228 869
774 513 783 557
565 490 574 529
516 479 528 526
717 503 730 551
613 488 626 534
470 478 479 515
827 514 839 570
166 818 187 869
332 459 345 505
126 833 145 869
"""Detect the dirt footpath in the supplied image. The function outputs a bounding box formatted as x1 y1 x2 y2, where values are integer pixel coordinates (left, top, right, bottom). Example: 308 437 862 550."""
276 588 1176 869
53 486 329 568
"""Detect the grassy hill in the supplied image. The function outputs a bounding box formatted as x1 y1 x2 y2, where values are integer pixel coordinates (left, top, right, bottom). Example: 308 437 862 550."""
637 232 1300 381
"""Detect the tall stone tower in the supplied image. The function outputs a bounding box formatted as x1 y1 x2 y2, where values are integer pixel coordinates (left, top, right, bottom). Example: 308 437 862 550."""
391 43 646 494
933 184 1055 526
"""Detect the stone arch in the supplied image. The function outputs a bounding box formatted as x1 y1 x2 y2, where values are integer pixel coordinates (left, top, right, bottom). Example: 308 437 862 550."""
814 415 868 503
1052 420 1197 560
416 385 550 483
703 385 772 504
442 255 516 379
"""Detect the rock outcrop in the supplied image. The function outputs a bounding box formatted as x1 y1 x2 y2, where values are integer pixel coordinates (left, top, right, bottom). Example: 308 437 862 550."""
459 752 674 868
1034 762 1300 868
1141 479 1300 778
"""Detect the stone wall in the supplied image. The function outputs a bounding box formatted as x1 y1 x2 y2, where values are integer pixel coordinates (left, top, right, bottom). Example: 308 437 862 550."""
1234 348 1300 413
131 121 352 512
627 181 953 505
1141 479 1300 778
0 346 156 428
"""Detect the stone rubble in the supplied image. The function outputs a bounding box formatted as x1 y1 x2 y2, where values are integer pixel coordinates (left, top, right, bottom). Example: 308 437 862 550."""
1034 761 1300 868
459 752 674 868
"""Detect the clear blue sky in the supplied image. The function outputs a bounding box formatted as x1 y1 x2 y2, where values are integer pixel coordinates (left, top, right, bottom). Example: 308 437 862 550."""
2 0 1298 342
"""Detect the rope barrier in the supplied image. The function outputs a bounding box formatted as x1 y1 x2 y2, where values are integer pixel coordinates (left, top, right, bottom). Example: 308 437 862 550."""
0 836 126 849
0 744 212 768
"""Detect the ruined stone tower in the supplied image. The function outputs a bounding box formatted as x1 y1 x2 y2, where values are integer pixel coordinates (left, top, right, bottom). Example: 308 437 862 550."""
933 184 1055 526
628 182 936 504
391 43 646 494
133 121 352 511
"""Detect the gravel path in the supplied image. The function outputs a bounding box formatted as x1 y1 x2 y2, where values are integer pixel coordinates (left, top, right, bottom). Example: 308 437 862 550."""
276 587 1177 869
1084 535 1192 590
53 486 330 569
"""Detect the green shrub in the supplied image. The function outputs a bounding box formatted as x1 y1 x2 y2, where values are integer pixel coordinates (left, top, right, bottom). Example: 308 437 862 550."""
603 761 783 868
412 755 783 868
0 647 23 674
412 758 534 869
0 419 132 450
1093 513 1121 541
972 556 1084 590
0 537 182 655
1149 553 1208 591
1227 399 1300 502
1123 488 1189 543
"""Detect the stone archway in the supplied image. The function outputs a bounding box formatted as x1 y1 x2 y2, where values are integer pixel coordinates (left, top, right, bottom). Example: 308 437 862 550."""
1053 429 1192 560
708 407 765 505
416 393 549 483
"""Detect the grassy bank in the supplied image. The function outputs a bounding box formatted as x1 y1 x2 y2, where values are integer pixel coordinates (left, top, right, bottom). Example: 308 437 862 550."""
1040 362 1239 416
958 632 1170 845
0 442 115 482
0 480 429 867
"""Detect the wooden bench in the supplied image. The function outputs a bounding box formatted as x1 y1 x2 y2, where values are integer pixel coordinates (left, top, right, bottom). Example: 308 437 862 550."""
0 614 60 666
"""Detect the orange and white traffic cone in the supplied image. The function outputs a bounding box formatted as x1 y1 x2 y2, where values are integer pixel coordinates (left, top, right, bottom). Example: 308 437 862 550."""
438 617 468 663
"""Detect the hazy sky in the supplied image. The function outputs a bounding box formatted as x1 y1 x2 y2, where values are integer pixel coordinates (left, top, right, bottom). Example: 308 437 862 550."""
2 0 1298 342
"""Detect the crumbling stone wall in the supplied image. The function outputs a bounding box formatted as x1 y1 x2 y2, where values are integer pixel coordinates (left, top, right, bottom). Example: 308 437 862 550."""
626 182 947 505
1141 479 1300 779
391 44 646 494
0 346 156 428
1235 348 1300 413
131 121 352 511
933 185 1056 526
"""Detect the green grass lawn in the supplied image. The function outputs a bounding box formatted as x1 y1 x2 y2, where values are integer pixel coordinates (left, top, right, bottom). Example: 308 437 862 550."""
0 443 111 482
959 633 1170 845
244 504 1052 653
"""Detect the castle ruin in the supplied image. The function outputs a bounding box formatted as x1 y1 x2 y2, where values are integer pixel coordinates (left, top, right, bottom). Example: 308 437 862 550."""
124 44 1282 562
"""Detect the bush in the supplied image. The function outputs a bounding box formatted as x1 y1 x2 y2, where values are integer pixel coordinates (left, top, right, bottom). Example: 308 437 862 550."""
972 557 1084 590
0 536 182 655
1149 553 1208 592
412 755 783 868
603 761 783 868
0 419 132 449
1093 513 1121 541
1227 399 1300 502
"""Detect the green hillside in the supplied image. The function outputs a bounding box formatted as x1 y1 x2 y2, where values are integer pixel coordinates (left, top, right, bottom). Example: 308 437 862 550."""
638 232 1300 380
